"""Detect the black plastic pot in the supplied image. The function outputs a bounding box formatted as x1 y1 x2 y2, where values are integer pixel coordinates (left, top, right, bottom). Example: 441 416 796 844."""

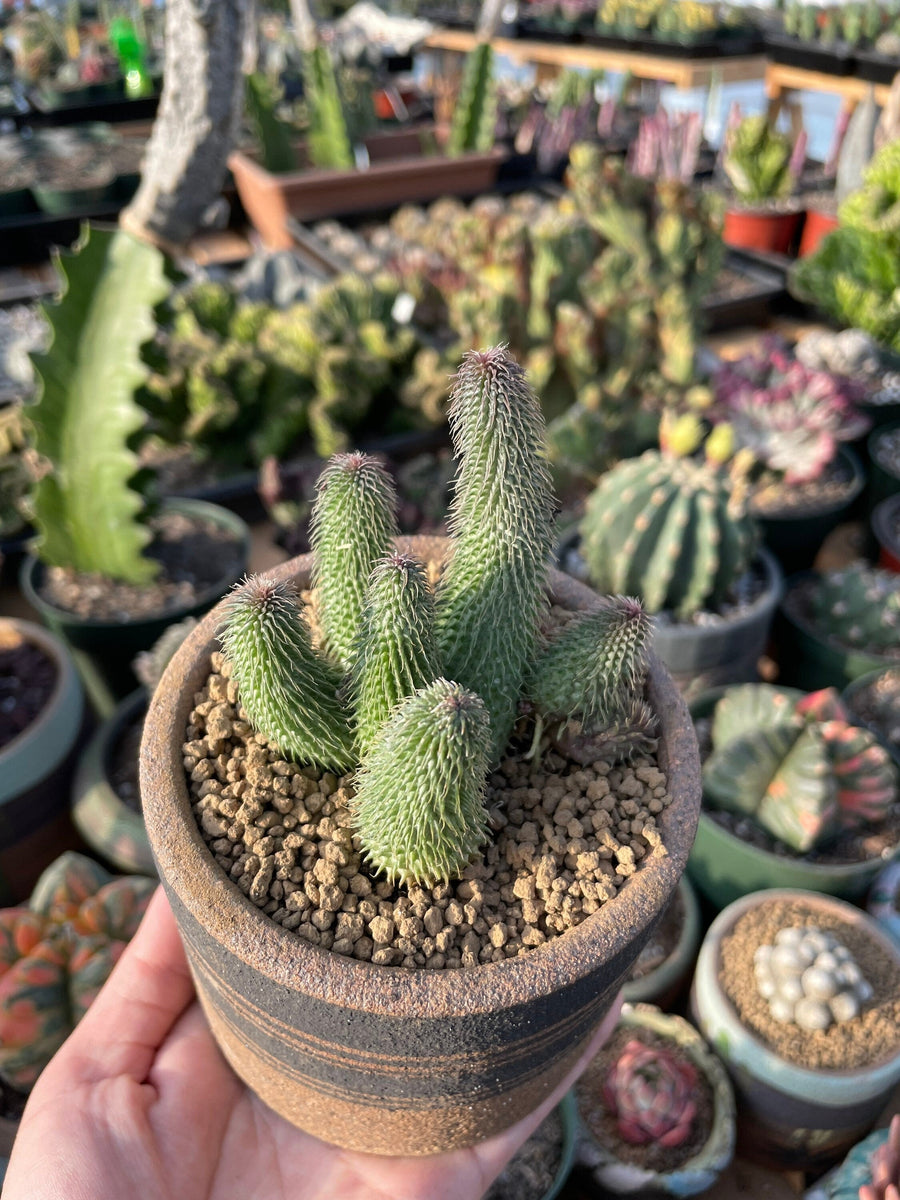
752 445 866 573
0 188 36 219
855 48 900 84
764 32 854 74
868 422 900 511
20 498 250 702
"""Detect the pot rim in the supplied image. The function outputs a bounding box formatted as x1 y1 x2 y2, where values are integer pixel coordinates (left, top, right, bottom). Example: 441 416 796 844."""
693 889 900 1102
140 536 701 1020
20 497 251 633
869 420 900 482
622 873 701 1004
751 444 866 524
872 494 900 554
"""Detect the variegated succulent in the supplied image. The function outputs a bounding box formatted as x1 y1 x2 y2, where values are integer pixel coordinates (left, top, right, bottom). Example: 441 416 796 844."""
603 1037 698 1148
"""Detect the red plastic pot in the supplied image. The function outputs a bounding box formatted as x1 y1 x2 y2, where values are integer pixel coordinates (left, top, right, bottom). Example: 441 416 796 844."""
798 207 839 257
723 208 802 255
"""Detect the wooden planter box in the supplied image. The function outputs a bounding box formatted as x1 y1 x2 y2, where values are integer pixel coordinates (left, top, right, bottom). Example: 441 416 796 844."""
229 130 507 249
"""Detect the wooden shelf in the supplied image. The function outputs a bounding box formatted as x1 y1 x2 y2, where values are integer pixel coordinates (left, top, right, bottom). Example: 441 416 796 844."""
766 61 893 119
424 29 767 90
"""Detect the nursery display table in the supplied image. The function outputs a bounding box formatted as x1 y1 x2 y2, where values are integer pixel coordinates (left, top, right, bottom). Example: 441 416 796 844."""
766 62 893 126
424 29 767 89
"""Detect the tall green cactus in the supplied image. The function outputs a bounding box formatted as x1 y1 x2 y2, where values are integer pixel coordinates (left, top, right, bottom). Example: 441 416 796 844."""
350 552 442 757
352 679 491 887
220 575 354 771
310 453 399 670
303 44 354 170
580 451 758 618
447 41 497 157
29 226 170 582
435 347 555 759
245 72 298 174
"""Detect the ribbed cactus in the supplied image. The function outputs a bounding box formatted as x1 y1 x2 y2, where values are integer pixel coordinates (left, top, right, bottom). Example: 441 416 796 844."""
352 679 491 887
303 44 354 170
350 552 442 757
310 452 399 670
435 347 555 759
703 684 898 853
220 575 354 771
0 852 155 1091
810 568 900 655
603 1038 698 1149
580 451 758 618
446 41 497 157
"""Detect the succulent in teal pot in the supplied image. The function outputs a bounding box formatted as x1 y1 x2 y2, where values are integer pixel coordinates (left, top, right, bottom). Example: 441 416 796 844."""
825 1114 900 1200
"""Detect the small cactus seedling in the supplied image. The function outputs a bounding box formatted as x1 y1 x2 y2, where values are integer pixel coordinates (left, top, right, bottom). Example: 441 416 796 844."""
352 679 491 887
810 568 900 657
603 1038 698 1149
0 852 155 1091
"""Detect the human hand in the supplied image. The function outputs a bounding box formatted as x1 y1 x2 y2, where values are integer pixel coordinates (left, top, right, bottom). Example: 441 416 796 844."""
4 887 622 1200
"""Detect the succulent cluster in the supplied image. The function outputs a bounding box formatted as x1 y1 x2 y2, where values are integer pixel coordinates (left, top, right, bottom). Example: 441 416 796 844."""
580 446 758 619
711 339 870 484
603 1037 698 1148
628 108 703 185
722 113 804 207
596 0 744 39
810 568 900 658
783 0 895 47
754 926 873 1030
703 684 899 853
221 347 655 888
0 852 155 1091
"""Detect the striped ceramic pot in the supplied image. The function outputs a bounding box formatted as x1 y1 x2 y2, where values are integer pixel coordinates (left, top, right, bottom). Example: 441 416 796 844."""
140 537 701 1156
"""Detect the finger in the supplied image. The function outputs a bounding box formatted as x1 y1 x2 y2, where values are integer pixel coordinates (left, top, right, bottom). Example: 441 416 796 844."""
50 886 196 1085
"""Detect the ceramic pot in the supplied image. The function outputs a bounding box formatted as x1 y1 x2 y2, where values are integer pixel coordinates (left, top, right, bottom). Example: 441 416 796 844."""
21 498 251 703
798 206 838 257
622 874 701 1010
692 889 900 1172
686 687 899 909
722 208 802 255
0 619 85 905
821 1120 899 1199
575 1004 736 1197
71 688 154 876
140 536 701 1156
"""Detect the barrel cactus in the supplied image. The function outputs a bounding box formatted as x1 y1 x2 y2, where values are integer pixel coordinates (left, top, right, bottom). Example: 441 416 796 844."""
809 568 900 658
0 852 155 1091
703 684 898 853
579 449 758 618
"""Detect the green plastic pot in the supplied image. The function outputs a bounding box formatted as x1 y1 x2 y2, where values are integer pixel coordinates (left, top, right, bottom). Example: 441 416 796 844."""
622 874 701 1010
71 688 154 876
868 422 900 511
21 498 250 702
686 686 899 910
0 619 85 906
842 667 900 769
31 177 118 216
775 571 899 693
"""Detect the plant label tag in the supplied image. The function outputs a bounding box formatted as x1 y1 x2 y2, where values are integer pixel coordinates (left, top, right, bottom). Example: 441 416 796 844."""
392 292 416 325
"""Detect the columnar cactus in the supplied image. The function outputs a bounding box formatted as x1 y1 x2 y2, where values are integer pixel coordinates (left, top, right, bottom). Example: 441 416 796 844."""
220 576 354 771
810 569 900 656
446 41 497 157
350 553 442 757
0 853 155 1091
310 452 399 670
303 44 354 170
579 450 758 618
603 1038 698 1149
435 348 555 759
353 679 491 887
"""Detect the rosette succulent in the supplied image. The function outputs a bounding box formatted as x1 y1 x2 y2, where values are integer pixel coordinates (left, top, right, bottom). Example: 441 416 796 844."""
603 1038 698 1148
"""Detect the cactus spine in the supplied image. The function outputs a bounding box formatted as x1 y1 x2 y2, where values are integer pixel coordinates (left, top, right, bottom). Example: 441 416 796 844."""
352 679 491 887
311 452 399 670
351 552 442 757
220 576 354 771
447 41 497 157
435 347 555 759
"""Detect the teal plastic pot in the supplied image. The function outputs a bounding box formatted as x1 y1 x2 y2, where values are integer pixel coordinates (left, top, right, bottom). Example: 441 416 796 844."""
868 422 900 510
775 572 899 693
71 688 154 876
623 874 702 1010
842 667 900 768
821 1122 899 1200
21 498 250 701
692 889 900 1172
686 687 899 910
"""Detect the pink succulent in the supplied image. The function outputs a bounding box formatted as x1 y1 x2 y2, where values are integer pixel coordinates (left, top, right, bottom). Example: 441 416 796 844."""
603 1038 698 1149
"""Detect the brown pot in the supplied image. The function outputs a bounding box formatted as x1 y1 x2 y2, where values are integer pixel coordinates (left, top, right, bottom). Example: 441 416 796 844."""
798 206 839 257
723 208 802 255
140 537 701 1156
229 138 508 250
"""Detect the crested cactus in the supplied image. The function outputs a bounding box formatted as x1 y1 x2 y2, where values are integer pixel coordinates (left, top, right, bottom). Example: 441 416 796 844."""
603 1038 698 1149
447 41 497 157
579 450 758 618
350 552 442 757
722 114 801 206
809 568 900 656
0 852 155 1091
702 684 898 853
220 575 354 771
435 348 555 759
352 679 491 887
311 452 400 670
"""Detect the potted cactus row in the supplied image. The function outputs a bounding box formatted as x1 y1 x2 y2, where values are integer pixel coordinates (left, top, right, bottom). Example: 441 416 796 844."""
140 346 701 1156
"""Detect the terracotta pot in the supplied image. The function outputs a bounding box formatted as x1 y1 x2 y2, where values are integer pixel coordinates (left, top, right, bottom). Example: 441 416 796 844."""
872 495 900 573
140 536 701 1156
798 206 839 257
229 140 508 250
575 1004 736 1196
0 619 86 906
722 208 802 255
692 889 900 1172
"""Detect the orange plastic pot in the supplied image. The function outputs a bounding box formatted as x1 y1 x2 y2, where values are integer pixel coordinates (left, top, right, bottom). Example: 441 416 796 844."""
798 207 839 257
723 208 802 255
